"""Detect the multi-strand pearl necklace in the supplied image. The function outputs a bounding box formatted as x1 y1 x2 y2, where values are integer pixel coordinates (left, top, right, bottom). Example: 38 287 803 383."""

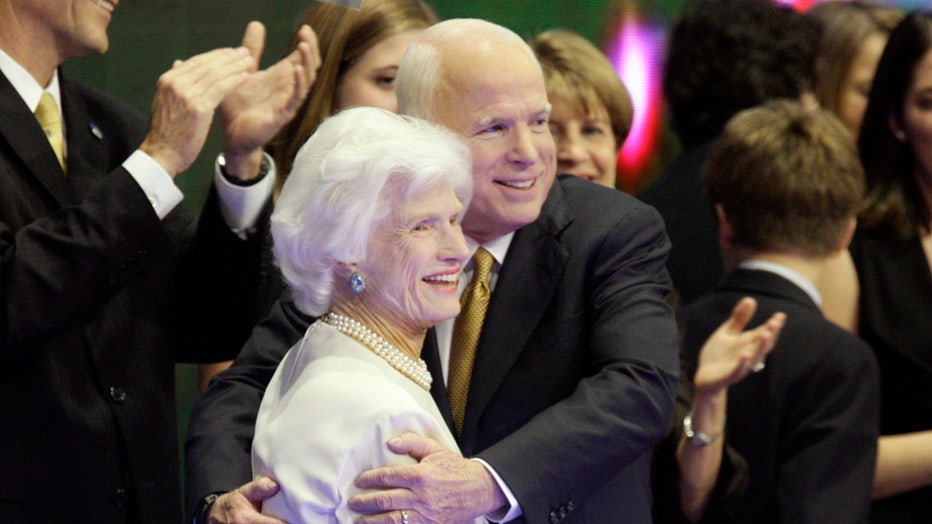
323 312 433 391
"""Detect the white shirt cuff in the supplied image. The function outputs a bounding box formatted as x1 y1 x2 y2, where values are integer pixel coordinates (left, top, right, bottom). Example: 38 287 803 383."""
471 458 523 522
123 150 183 220
214 152 275 239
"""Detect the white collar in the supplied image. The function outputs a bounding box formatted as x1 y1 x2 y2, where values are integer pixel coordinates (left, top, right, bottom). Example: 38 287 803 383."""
738 259 822 306
0 48 62 115
465 232 514 268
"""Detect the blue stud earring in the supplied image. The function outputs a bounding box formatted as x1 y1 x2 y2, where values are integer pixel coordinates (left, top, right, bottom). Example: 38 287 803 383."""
349 271 366 294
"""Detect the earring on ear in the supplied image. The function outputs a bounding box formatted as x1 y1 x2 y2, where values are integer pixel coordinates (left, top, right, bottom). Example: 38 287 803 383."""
894 130 908 142
349 271 366 294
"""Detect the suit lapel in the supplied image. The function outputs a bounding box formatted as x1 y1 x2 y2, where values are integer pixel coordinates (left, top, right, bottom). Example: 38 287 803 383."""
423 329 455 432
462 180 572 437
0 69 72 206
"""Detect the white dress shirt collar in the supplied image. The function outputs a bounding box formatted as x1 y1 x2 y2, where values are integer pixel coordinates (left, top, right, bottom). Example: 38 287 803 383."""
464 232 514 280
738 259 822 306
0 48 63 116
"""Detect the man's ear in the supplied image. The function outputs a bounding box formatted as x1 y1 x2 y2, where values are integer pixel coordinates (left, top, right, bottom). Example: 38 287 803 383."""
832 217 858 254
715 203 735 252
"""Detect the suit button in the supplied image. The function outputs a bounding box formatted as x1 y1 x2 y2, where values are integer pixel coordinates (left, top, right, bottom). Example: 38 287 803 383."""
113 488 126 507
109 387 126 403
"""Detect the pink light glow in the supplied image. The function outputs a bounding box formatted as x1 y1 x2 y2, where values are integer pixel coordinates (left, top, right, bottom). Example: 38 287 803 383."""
775 0 818 12
607 13 665 187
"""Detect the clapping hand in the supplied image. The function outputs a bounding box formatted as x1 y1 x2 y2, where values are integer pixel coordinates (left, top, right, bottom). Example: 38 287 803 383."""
219 21 320 180
141 47 254 178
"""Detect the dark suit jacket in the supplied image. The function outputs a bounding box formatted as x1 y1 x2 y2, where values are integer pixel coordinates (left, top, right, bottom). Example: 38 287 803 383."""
638 144 721 305
660 269 879 523
186 175 681 523
849 226 932 522
0 71 257 522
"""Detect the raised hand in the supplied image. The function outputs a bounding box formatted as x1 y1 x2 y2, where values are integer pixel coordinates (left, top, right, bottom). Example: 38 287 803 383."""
677 298 786 521
219 22 321 180
140 47 254 177
693 297 785 395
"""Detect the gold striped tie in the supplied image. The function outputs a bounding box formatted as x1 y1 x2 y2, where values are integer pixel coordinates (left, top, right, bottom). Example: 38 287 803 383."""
448 247 494 435
35 92 66 172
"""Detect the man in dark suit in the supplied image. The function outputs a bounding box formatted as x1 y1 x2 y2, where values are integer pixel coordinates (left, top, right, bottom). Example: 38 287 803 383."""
186 18 680 524
654 100 879 523
0 2 317 521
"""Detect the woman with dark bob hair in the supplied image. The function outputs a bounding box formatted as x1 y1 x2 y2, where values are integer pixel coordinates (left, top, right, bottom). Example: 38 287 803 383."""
840 10 932 523
251 106 483 523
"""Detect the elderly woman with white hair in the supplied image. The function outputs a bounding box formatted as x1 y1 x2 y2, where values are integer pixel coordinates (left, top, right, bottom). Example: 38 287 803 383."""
250 106 481 523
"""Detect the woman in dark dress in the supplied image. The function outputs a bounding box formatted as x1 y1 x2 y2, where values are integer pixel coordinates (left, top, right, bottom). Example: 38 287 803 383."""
850 11 932 522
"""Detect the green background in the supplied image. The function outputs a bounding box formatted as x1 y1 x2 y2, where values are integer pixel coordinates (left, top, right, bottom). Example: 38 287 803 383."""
65 0 683 205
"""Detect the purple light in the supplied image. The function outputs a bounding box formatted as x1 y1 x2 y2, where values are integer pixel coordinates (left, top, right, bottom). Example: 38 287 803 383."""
607 12 665 184
774 0 818 12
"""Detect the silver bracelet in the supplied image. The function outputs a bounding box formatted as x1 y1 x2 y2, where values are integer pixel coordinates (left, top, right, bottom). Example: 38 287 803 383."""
683 413 726 447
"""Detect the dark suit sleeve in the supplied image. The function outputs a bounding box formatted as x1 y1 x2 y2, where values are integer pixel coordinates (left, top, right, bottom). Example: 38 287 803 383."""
184 297 312 520
0 71 264 363
0 169 174 356
776 335 879 523
478 203 680 523
174 186 271 363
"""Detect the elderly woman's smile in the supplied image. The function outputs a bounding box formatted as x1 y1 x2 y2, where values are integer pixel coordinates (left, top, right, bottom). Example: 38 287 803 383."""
357 182 469 332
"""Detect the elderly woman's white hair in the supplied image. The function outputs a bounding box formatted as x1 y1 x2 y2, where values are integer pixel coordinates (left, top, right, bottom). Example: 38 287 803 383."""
396 18 542 119
271 106 472 317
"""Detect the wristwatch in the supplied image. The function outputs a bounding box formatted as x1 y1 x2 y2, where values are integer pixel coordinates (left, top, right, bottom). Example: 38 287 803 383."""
216 152 273 186
193 492 221 524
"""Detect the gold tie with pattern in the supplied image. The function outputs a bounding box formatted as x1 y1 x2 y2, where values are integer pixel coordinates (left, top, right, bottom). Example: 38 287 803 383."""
35 92 66 172
448 247 495 435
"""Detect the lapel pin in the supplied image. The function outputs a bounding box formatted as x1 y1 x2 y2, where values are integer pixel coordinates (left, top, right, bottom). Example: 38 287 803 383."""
89 123 103 140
